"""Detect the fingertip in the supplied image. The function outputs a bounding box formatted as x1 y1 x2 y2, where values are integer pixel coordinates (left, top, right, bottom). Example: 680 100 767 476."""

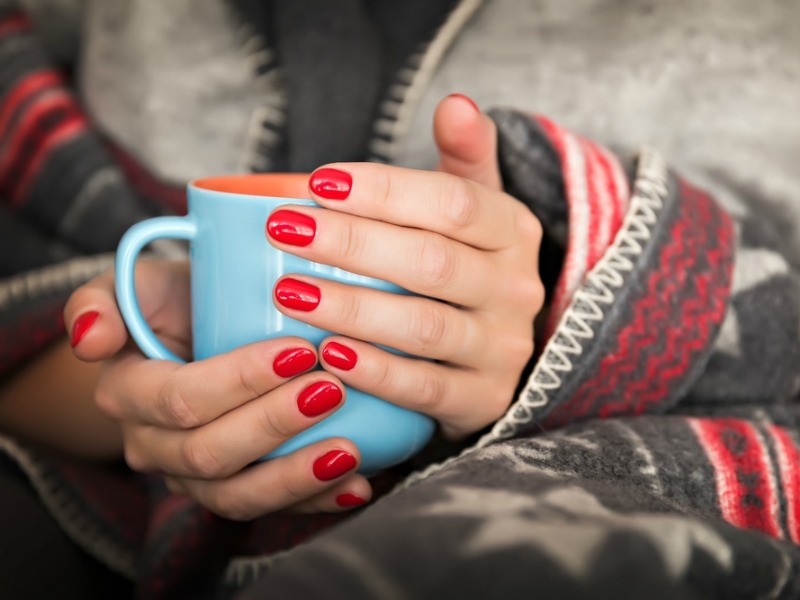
291 474 373 514
312 444 360 482
69 309 100 350
434 93 501 190
434 93 485 153
335 492 369 509
320 337 359 372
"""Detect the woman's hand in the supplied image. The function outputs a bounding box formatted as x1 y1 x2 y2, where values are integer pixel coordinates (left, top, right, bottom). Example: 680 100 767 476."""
65 261 371 520
267 95 545 440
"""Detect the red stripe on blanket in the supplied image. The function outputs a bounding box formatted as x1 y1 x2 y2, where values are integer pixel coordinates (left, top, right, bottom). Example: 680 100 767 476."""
766 425 800 542
0 70 63 136
535 115 627 338
0 91 76 181
689 418 782 538
0 12 31 37
543 181 731 425
11 114 86 203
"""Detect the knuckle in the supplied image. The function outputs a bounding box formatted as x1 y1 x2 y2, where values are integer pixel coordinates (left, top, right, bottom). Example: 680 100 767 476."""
412 302 449 352
336 290 363 330
440 178 481 229
94 387 121 418
123 441 147 473
415 368 446 413
514 275 546 315
208 490 254 522
377 167 395 207
417 235 459 290
257 402 295 440
277 469 308 505
371 357 396 392
158 379 200 429
516 206 543 242
180 433 225 479
338 216 366 263
511 333 535 363
237 361 263 400
491 387 515 418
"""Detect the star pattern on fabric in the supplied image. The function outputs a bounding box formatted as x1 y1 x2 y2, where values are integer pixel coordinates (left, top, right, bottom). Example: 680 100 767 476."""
417 484 735 579
712 247 789 358
731 248 789 295
715 305 742 358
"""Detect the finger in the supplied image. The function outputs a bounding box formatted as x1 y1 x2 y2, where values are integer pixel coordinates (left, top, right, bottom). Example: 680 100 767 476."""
319 337 519 439
289 474 372 513
267 207 504 307
305 162 528 251
273 275 484 363
98 337 318 429
65 259 191 361
434 93 503 191
124 371 345 478
165 439 361 521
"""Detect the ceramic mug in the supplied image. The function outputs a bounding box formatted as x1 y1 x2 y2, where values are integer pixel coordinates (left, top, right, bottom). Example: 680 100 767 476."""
115 173 435 474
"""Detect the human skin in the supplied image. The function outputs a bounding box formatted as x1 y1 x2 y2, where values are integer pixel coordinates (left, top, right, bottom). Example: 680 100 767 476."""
6 94 544 520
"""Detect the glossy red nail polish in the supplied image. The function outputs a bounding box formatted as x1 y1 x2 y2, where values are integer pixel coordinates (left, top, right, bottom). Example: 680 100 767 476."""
322 341 357 371
336 493 366 508
313 449 357 481
297 381 343 417
70 311 99 348
267 209 316 246
273 347 316 378
310 168 352 200
274 278 320 311
447 93 480 113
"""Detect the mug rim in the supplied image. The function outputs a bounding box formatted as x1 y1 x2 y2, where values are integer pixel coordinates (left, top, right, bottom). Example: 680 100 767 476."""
190 173 311 198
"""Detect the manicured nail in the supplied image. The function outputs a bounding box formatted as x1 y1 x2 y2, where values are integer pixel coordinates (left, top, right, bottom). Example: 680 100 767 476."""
310 168 352 201
447 93 480 113
297 381 343 417
70 311 99 348
273 347 316 378
322 341 357 371
313 449 357 481
267 209 316 246
274 278 320 311
336 493 367 508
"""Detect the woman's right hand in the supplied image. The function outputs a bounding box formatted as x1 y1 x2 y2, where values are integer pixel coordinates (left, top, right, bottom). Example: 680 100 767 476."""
64 259 371 520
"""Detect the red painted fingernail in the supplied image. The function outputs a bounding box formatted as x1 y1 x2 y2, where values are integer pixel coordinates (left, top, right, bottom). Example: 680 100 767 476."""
336 493 367 508
447 93 480 113
313 449 357 481
70 311 99 348
267 209 316 246
297 381 343 417
275 278 320 311
322 342 357 371
273 347 316 378
310 168 352 201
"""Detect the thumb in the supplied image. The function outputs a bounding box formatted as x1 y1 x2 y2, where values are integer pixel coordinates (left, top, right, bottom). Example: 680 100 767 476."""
434 93 502 191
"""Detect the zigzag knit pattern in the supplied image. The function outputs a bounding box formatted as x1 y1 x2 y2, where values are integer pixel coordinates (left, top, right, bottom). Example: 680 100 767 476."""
482 141 733 440
542 178 733 426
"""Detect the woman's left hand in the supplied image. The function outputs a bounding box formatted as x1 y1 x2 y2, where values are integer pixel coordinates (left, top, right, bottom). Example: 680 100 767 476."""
266 95 545 440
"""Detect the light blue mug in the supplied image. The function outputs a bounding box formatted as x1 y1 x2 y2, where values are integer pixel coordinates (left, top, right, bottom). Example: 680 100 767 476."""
115 173 435 474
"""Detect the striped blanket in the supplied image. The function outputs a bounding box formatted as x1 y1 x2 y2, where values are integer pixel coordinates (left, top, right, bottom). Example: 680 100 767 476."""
2 3 800 598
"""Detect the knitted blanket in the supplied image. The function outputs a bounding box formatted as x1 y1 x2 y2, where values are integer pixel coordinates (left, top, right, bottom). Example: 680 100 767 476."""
2 3 800 599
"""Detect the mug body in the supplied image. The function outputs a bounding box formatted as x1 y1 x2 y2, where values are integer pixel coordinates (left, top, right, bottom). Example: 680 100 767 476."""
186 174 435 473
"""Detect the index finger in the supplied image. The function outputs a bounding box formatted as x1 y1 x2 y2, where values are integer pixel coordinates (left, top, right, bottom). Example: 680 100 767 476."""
308 163 527 251
98 338 318 429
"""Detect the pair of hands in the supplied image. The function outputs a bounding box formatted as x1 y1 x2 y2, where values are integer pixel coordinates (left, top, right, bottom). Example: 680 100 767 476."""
65 95 544 520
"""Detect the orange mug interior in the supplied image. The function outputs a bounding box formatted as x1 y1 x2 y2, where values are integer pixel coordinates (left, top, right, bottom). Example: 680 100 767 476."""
192 173 311 199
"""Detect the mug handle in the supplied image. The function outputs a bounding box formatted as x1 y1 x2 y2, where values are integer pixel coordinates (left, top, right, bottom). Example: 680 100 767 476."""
115 216 196 363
